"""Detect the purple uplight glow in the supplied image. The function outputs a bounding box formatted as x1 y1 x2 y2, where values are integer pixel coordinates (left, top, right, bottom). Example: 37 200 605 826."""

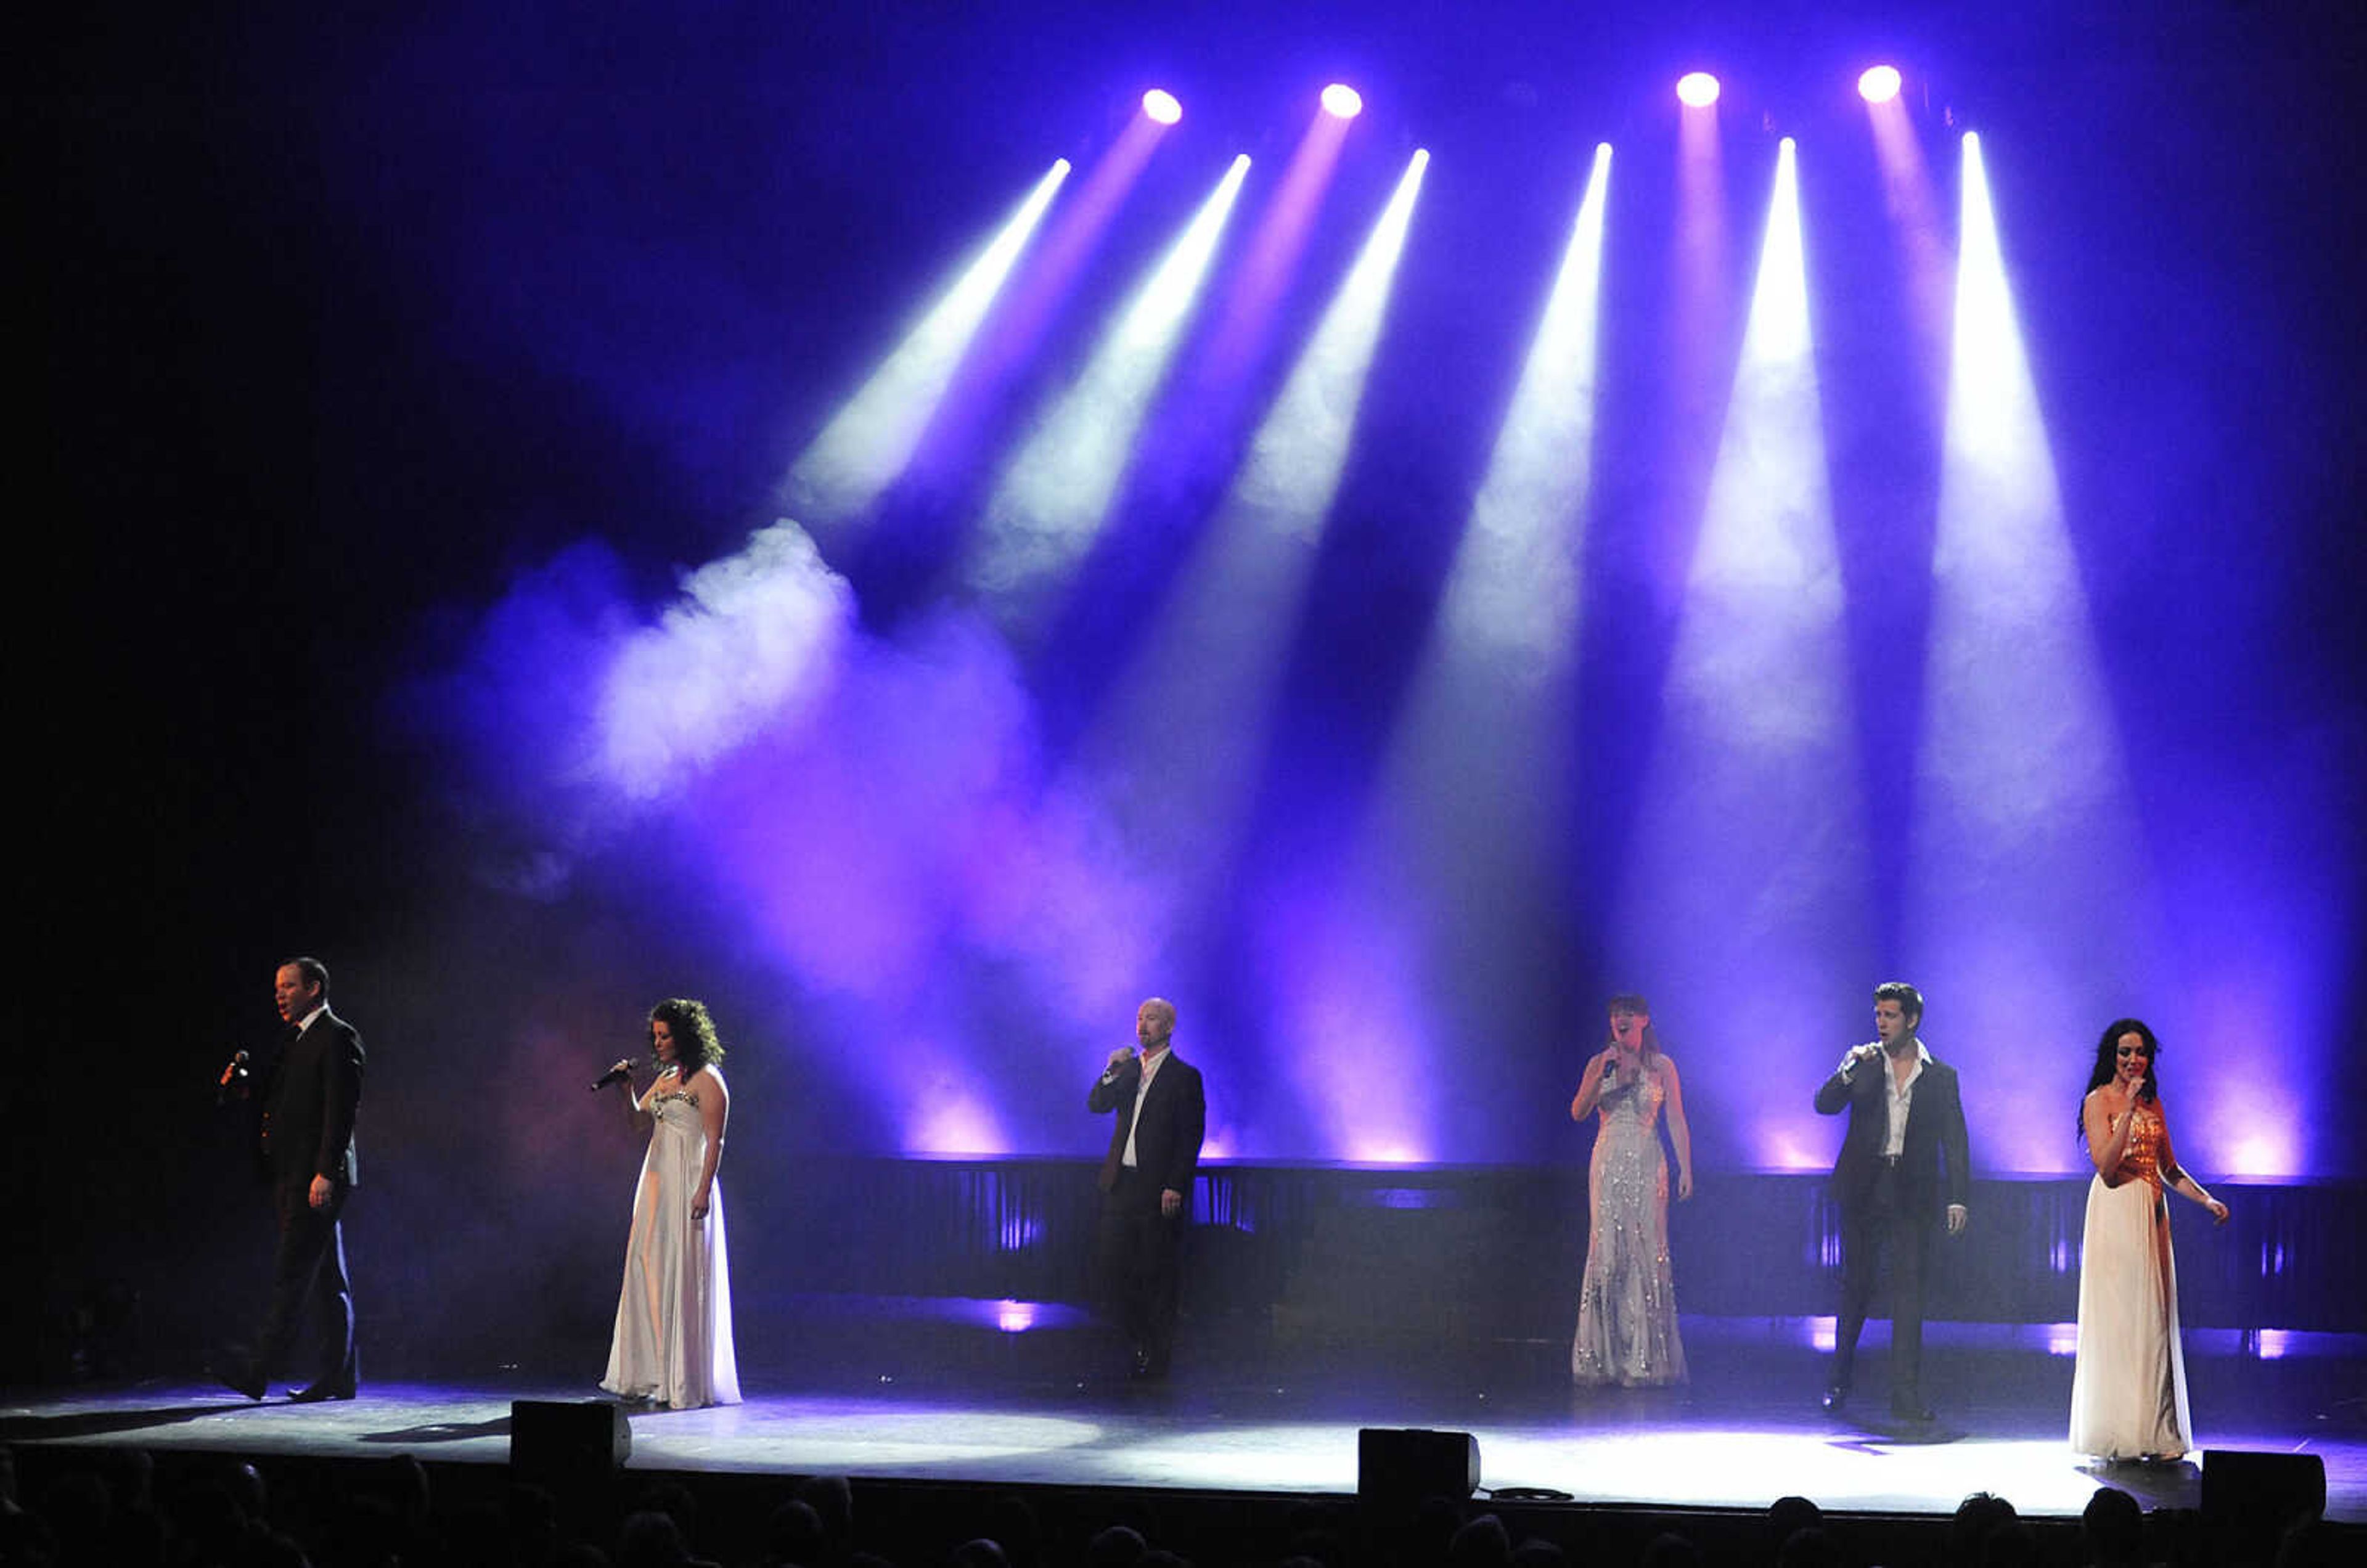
1320 83 1362 119
2191 970 2310 1177
901 1070 1012 1158
1263 879 1438 1164
1676 71 1720 108
1142 89 1182 125
1858 65 1902 104
1754 1129 1834 1174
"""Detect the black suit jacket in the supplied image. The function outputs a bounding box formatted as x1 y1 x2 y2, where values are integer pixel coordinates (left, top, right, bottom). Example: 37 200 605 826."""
1089 1051 1206 1198
262 1008 366 1190
1814 1047 1969 1222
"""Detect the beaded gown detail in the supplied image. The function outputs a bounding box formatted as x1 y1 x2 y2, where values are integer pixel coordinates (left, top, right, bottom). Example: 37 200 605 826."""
1571 1065 1688 1386
602 1076 741 1410
2069 1101 2190 1458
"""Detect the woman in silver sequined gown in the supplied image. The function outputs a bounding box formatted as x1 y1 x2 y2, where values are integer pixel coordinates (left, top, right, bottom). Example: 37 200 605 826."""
1569 993 1694 1386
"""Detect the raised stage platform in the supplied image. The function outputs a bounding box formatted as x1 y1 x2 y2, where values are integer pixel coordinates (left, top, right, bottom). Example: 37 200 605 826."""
14 1163 2361 1561
9 1316 2360 1522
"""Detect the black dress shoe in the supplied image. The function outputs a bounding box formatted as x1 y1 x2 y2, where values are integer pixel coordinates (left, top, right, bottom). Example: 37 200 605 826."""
1889 1399 1936 1423
288 1376 356 1403
218 1366 266 1401
1820 1385 1849 1413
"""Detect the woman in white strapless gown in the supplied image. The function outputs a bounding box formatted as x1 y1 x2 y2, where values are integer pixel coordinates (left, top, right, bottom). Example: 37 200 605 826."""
2069 1018 2227 1461
1569 993 1694 1386
599 997 741 1410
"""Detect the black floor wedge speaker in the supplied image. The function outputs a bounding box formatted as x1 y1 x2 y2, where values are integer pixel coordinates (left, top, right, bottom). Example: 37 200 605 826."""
511 1399 632 1485
2201 1448 2325 1535
1358 1427 1481 1503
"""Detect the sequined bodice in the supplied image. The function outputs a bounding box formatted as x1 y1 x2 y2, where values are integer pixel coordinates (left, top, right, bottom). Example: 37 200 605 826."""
648 1089 704 1137
2120 1103 2164 1184
1596 1067 1667 1135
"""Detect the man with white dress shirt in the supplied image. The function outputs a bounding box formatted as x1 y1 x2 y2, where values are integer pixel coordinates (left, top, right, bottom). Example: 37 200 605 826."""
1088 997 1205 1380
1813 981 1971 1424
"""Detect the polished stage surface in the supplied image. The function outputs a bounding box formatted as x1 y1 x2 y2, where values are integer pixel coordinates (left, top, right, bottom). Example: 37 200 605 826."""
7 1321 2361 1523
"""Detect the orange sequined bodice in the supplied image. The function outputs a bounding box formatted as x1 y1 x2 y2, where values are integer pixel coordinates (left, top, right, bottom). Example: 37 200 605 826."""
2119 1102 2165 1186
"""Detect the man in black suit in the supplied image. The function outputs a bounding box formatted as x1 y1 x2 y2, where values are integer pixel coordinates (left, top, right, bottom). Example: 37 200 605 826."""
1088 996 1205 1380
221 956 365 1402
1813 981 1970 1424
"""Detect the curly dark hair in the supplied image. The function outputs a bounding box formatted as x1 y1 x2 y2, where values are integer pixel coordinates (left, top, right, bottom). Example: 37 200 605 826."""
2077 1017 2159 1138
648 997 727 1075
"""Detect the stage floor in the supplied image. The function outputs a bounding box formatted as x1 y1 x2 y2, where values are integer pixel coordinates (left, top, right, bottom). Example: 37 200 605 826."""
7 1325 2361 1523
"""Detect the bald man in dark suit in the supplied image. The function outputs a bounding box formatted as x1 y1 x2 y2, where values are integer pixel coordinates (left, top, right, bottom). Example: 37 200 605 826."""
1089 997 1204 1380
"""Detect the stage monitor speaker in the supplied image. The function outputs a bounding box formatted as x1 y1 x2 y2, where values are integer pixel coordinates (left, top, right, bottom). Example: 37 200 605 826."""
1359 1427 1480 1504
511 1399 632 1485
2201 1449 2325 1534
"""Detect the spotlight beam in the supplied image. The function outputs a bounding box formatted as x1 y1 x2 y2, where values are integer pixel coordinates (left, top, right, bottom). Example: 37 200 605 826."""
1613 139 1872 1167
965 156 1253 624
1338 145 1614 1166
1908 133 2152 1171
785 160 1071 528
1077 152 1433 889
1436 141 1611 666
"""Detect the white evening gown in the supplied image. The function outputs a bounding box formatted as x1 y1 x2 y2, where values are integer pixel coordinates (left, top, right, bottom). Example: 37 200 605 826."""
1571 1067 1688 1386
601 1072 741 1409
2068 1103 2190 1458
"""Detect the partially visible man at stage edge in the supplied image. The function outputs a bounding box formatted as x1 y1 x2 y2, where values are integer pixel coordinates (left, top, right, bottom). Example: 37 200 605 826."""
219 956 365 1402
1088 996 1206 1381
1813 980 1971 1424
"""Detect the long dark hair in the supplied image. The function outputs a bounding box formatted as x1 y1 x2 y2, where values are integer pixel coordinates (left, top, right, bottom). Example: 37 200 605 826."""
648 997 727 1077
2077 1017 2159 1138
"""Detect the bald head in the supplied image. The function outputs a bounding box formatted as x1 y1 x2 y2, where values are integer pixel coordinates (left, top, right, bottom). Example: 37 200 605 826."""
1135 997 1176 1051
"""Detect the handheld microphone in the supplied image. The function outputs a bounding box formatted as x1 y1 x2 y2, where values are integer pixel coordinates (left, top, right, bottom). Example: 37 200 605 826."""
216 1050 250 1105
589 1060 634 1092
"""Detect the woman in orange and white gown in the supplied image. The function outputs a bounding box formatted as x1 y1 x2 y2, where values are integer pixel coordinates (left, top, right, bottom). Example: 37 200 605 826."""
2069 1018 2228 1461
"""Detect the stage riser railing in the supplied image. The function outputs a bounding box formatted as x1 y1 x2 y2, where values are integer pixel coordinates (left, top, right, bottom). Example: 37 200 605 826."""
737 1159 2363 1337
